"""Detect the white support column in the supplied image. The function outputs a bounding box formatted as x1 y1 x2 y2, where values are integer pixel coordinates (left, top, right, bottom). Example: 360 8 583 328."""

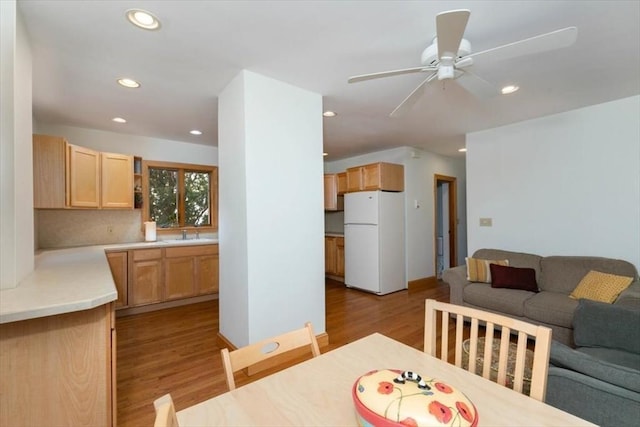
218 70 325 346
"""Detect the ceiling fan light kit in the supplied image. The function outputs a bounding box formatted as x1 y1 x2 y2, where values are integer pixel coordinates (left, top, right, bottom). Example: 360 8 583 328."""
347 9 577 117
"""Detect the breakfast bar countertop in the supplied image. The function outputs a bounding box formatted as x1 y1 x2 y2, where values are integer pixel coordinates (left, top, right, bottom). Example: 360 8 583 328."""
0 239 219 325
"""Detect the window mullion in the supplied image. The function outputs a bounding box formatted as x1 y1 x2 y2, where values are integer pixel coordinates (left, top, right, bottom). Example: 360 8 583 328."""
177 169 186 227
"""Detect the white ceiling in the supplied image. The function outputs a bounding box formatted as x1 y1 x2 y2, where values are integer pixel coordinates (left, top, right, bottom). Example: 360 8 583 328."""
18 0 640 160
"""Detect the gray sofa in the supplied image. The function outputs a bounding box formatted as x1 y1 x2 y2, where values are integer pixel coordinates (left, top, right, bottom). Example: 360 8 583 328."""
546 299 640 427
442 249 640 346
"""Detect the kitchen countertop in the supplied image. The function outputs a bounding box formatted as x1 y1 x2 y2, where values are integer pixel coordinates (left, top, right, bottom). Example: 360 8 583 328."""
324 232 344 237
0 239 219 325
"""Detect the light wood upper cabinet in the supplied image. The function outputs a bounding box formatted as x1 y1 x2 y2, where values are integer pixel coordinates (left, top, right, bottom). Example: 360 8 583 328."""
33 134 134 209
106 251 128 308
337 172 347 195
33 134 67 208
346 162 404 192
323 174 344 211
101 152 133 208
68 144 100 207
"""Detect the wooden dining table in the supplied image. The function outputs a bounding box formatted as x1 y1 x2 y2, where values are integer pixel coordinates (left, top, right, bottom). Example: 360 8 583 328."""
177 333 595 426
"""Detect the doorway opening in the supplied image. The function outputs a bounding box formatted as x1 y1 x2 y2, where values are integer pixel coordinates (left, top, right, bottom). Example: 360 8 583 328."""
434 175 457 279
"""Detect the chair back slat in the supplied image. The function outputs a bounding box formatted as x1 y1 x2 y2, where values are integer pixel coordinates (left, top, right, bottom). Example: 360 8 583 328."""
424 299 552 402
221 322 321 390
153 394 179 427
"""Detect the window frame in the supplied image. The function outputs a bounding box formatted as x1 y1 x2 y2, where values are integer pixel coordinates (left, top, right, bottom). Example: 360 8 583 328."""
142 160 218 233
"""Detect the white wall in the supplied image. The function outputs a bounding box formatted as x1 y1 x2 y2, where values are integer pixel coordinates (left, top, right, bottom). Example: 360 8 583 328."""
325 146 467 282
467 95 640 270
219 70 325 346
34 123 218 165
1 1 34 289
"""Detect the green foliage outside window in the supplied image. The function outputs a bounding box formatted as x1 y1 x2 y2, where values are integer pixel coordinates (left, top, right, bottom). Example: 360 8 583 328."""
145 162 216 229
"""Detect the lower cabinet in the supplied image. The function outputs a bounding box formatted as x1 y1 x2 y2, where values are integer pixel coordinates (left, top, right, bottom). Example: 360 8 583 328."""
130 249 163 306
106 251 128 308
0 302 116 426
125 244 219 309
325 236 345 279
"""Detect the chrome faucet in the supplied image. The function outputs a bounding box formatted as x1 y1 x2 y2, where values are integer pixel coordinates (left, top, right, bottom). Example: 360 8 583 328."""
182 229 187 240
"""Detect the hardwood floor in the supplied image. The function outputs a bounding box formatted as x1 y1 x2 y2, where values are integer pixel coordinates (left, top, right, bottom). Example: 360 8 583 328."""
116 279 450 426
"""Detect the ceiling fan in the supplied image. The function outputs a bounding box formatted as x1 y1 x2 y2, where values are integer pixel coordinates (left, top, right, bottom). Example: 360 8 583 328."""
348 9 577 117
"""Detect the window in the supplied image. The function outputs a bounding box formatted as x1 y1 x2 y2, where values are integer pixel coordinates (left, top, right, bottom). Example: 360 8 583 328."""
142 160 217 231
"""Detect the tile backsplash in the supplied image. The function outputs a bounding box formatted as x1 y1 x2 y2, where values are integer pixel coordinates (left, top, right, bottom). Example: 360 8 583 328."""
36 209 144 249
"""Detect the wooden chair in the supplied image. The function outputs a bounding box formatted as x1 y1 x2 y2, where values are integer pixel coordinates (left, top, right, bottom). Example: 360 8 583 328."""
153 393 179 427
221 321 321 390
424 299 552 402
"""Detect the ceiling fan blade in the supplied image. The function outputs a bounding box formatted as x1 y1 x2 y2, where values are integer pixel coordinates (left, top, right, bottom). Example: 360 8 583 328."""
390 72 438 117
348 66 434 83
436 9 471 60
455 70 498 99
468 27 578 64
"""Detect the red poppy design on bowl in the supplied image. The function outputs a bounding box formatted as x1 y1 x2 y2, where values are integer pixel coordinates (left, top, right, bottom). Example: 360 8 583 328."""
456 401 474 423
377 381 394 394
399 417 418 427
435 382 453 393
428 400 452 424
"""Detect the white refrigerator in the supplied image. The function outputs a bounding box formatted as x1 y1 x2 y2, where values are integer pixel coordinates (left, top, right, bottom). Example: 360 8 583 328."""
344 191 406 295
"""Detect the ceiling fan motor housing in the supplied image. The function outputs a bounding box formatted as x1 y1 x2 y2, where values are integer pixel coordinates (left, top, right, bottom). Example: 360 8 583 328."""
421 38 472 66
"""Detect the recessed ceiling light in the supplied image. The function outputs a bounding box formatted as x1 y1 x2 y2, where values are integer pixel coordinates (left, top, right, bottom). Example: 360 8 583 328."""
117 78 140 88
323 111 337 117
458 148 467 152
501 85 519 95
112 117 127 123
126 9 161 31
189 130 203 136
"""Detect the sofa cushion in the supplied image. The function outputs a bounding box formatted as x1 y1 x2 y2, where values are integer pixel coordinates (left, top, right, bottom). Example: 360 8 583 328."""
473 249 542 281
573 299 640 354
490 264 539 292
463 282 532 317
465 257 509 282
570 270 633 303
523 291 578 328
539 256 638 294
578 347 640 371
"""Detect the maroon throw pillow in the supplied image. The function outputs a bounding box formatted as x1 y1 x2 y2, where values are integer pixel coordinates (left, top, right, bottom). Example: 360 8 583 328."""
489 264 539 292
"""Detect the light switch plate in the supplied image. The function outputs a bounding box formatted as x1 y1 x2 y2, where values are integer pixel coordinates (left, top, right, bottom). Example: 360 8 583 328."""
479 218 492 227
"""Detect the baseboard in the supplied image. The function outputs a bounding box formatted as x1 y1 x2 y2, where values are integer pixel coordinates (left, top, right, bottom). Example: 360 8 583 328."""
408 276 438 291
116 293 218 317
325 274 344 282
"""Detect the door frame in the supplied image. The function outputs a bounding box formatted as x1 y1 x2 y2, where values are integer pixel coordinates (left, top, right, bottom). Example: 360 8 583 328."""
433 175 458 273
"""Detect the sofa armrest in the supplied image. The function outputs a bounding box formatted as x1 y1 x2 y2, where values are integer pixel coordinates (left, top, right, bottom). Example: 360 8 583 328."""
442 265 469 306
616 280 640 308
550 340 640 393
546 366 640 427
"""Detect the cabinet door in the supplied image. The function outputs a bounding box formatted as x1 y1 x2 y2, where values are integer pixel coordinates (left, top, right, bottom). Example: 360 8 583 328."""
346 167 363 192
68 144 100 207
106 251 128 308
165 257 196 300
362 163 381 190
101 152 133 208
323 174 338 211
337 172 348 195
325 236 337 275
196 254 219 294
336 237 345 277
130 250 163 306
33 135 67 208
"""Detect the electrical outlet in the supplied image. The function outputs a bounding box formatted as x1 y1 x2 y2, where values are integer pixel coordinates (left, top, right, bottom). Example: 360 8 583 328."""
107 225 114 234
